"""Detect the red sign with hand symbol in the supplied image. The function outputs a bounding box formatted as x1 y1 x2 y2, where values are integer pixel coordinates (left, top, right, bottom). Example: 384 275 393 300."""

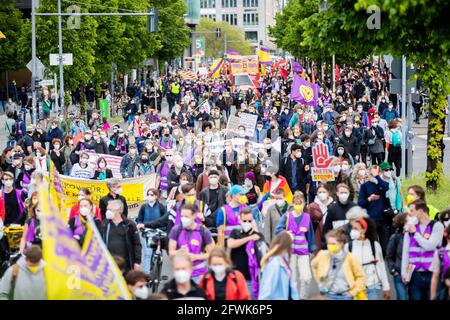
311 142 335 181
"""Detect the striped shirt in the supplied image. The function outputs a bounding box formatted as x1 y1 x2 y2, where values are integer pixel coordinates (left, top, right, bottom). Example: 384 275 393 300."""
70 163 94 179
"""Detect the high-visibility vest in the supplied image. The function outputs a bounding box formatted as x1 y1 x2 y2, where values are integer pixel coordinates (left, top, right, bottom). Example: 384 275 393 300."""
171 83 180 94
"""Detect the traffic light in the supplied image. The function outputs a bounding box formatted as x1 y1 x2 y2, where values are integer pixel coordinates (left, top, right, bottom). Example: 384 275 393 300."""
147 8 158 34
32 77 42 90
216 28 222 38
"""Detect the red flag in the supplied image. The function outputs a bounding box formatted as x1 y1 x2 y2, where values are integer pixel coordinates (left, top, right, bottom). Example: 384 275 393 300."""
335 64 340 82
280 67 288 80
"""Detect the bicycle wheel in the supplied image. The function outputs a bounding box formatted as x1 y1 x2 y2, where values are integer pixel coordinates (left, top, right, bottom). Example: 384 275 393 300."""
149 258 158 293
152 257 163 293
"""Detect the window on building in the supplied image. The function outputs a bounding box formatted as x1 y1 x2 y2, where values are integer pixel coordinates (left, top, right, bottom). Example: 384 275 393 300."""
243 13 258 25
222 14 237 25
243 0 258 7
245 31 258 42
222 0 237 8
201 14 217 21
200 0 216 8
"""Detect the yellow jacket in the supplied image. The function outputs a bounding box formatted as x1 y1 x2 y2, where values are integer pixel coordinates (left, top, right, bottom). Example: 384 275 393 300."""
311 250 366 298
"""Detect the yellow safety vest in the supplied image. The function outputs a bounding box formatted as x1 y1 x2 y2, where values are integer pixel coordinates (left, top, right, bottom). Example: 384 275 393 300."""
171 83 180 94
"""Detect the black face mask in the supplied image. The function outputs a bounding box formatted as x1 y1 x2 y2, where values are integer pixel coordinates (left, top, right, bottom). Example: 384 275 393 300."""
142 158 149 164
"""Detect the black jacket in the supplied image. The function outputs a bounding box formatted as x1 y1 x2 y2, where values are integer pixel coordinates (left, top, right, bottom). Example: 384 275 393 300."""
101 217 141 270
338 133 360 158
280 155 307 194
386 230 403 275
322 200 356 238
161 279 206 300
50 150 66 174
199 186 228 227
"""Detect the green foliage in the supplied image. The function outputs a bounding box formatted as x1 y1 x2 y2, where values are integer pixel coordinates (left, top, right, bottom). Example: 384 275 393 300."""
402 176 450 211
0 0 26 71
197 18 252 58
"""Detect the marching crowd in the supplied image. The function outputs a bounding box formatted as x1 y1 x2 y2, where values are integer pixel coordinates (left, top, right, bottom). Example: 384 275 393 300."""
0 58 449 301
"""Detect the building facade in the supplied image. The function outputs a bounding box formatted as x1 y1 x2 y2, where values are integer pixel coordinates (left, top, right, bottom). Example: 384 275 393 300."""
199 0 277 51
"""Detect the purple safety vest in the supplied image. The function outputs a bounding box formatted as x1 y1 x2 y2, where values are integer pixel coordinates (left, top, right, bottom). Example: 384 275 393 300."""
159 162 170 190
245 240 259 299
222 204 246 238
177 225 207 278
160 137 173 149
2 189 25 219
408 223 435 272
439 248 450 279
286 211 311 256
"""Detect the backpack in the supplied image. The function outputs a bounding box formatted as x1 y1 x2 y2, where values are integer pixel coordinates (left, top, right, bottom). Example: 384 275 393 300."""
391 130 401 147
8 264 19 300
348 239 377 266
6 121 17 140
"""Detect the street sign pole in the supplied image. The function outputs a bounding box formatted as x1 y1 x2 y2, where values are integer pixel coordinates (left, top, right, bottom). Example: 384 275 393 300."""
401 55 407 180
407 93 413 177
54 72 58 112
31 0 37 126
57 0 65 117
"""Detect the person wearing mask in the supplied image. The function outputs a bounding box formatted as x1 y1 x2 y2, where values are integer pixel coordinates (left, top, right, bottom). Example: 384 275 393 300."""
167 172 192 202
310 185 334 252
199 170 228 224
92 157 113 180
280 144 306 195
241 171 262 224
1 171 27 226
135 188 168 274
381 102 399 123
68 187 102 221
402 200 444 300
298 134 313 167
216 185 250 248
385 119 402 177
379 162 403 217
125 270 149 300
194 159 213 198
99 180 128 219
17 156 34 193
262 166 293 204
199 247 250 300
62 135 75 175
0 245 46 300
69 115 87 137
351 163 369 200
92 130 108 154
19 199 42 253
7 153 24 189
167 154 193 190
338 125 360 162
312 228 366 300
133 152 156 177
358 165 390 255
430 226 450 300
274 191 316 299
33 147 48 172
322 183 356 237
365 118 385 165
227 208 264 300
49 139 65 174
110 129 129 157
386 213 409 300
44 119 64 149
101 200 141 271
120 145 138 179
156 149 174 199
258 231 299 300
161 251 206 300
68 198 102 246
345 217 391 300
405 185 440 220
168 204 214 283
70 152 94 179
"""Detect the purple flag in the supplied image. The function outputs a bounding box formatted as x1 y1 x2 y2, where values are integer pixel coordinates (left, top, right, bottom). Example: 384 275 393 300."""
290 59 303 74
290 73 319 106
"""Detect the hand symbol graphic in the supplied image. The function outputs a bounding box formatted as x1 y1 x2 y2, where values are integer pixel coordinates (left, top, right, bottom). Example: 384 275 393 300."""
313 143 333 169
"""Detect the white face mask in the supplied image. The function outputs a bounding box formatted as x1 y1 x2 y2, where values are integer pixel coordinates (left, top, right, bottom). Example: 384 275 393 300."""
338 193 349 203
180 180 188 186
350 229 361 240
147 195 156 203
99 163 106 169
384 171 392 178
444 220 450 228
358 170 366 177
276 199 285 207
54 144 60 150
241 222 252 233
106 210 115 220
165 156 173 162
333 165 341 173
210 265 226 280
209 177 219 185
133 286 149 300
80 158 89 164
176 161 184 169
3 180 13 187
115 188 122 195
341 164 349 172
318 192 328 201
36 210 43 219
80 207 90 216
25 165 32 171
174 270 191 284
305 142 311 148
408 216 418 226
181 216 193 228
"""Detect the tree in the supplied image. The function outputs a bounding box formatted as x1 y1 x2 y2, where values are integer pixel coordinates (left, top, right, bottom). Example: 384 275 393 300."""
197 18 252 58
154 0 191 63
272 0 450 190
0 0 26 72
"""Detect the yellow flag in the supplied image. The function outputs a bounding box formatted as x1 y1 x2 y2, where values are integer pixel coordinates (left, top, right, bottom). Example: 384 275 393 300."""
39 185 131 300
48 161 65 219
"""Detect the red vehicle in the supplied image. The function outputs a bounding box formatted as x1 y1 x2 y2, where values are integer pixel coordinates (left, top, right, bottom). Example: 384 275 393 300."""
231 73 260 92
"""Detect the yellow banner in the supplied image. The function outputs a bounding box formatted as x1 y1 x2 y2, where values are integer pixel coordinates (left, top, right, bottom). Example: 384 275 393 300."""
59 174 157 217
39 185 131 300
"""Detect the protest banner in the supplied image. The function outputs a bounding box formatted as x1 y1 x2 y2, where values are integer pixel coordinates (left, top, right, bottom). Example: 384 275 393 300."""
225 113 258 137
59 174 156 218
49 160 65 218
207 138 267 155
290 73 319 107
39 185 131 300
85 151 123 178
311 142 335 182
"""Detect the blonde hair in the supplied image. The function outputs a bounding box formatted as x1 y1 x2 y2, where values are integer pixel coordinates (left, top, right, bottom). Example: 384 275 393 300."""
260 231 292 272
207 246 232 266
351 162 368 186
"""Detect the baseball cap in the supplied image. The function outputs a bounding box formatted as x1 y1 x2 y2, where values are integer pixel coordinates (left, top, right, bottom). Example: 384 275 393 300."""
379 162 393 170
228 185 248 196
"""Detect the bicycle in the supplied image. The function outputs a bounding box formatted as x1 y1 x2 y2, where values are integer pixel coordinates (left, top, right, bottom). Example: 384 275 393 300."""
142 228 168 293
